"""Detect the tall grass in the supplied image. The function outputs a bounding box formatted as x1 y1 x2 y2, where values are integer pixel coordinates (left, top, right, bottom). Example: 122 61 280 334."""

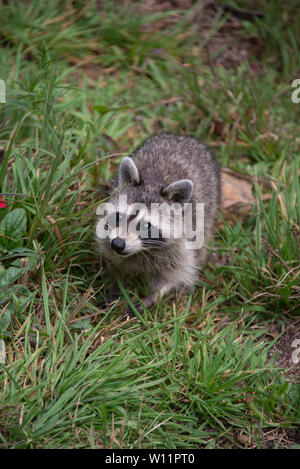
0 0 300 448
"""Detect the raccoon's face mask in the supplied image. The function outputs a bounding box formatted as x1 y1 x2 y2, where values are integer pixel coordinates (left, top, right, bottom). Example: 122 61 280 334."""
102 207 165 258
96 157 194 257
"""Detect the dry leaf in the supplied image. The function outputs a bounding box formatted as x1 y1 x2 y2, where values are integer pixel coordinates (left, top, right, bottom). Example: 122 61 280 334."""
218 168 271 227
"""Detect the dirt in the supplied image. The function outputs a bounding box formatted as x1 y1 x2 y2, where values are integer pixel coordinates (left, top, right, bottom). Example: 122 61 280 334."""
130 0 263 69
198 2 262 68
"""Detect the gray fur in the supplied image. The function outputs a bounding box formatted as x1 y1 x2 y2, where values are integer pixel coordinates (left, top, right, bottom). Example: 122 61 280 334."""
96 133 220 312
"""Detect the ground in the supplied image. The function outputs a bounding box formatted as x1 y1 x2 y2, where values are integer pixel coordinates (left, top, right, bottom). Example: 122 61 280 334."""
0 0 299 449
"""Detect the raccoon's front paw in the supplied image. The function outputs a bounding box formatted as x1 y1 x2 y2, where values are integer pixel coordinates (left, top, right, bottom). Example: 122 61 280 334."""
97 290 121 309
122 294 156 318
121 302 142 319
121 306 137 320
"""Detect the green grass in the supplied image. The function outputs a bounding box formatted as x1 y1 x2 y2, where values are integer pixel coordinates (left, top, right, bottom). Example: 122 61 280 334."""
0 0 300 449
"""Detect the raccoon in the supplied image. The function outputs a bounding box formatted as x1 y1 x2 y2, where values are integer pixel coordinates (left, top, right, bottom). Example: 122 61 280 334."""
96 133 220 312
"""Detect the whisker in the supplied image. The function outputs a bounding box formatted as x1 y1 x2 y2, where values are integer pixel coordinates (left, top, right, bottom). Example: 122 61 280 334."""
141 239 169 247
138 247 152 270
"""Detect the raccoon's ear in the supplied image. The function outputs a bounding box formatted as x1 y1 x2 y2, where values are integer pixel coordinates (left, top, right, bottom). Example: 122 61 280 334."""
119 157 140 185
162 179 193 205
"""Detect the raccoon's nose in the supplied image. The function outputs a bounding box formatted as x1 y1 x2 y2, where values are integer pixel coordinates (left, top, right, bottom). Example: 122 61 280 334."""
111 237 126 253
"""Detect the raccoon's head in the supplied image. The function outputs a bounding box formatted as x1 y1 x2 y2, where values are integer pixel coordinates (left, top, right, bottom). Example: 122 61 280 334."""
95 156 193 259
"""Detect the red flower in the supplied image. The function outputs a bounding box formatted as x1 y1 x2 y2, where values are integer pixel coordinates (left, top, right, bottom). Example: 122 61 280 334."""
0 196 6 208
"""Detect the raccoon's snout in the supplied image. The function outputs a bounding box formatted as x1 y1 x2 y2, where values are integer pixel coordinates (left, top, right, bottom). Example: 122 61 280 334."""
111 237 126 254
